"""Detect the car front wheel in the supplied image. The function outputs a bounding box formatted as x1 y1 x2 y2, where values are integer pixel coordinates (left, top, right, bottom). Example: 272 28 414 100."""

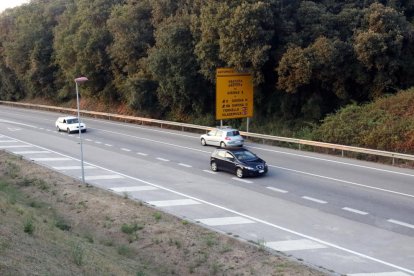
67 128 71 134
211 161 218 172
220 142 226 148
201 138 207 146
236 168 244 178
56 126 60 132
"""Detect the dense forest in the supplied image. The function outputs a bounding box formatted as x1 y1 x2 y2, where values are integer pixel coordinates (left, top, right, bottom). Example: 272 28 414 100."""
0 0 413 153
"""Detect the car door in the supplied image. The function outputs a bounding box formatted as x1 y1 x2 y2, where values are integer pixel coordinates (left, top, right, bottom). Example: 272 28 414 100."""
222 151 237 172
205 130 217 145
212 130 223 146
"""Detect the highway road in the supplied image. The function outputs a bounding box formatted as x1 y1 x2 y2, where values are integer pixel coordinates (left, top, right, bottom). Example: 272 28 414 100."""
1 105 413 275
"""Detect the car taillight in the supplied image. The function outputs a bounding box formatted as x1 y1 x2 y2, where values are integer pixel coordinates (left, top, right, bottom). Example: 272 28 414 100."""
225 137 231 140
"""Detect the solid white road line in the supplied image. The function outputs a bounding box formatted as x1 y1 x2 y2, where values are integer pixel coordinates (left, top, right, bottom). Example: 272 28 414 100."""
31 157 72 161
110 186 158 192
271 164 414 199
147 199 201 207
267 187 288 193
53 166 96 170
266 239 327 251
0 145 32 148
387 219 414 229
12 151 50 154
85 175 124 180
0 140 17 143
196 216 255 226
348 272 411 276
302 196 327 204
342 207 369 215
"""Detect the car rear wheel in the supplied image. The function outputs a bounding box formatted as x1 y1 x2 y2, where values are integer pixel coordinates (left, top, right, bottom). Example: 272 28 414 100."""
201 138 207 146
211 161 218 172
236 168 244 178
220 142 226 148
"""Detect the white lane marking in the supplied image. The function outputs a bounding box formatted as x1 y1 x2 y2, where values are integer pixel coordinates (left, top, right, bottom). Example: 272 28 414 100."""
348 272 411 276
121 148 131 152
232 177 253 184
203 170 216 174
271 165 414 199
98 128 210 154
95 141 102 144
147 199 201 207
196 216 255 226
178 163 192 168
137 152 148 156
85 175 124 180
110 186 158 192
0 145 32 148
267 187 288 193
302 196 327 204
248 145 414 178
342 207 368 215
0 140 17 143
267 239 327 251
156 157 169 162
85 139 93 141
53 166 96 170
105 144 112 147
1 134 413 274
12 150 50 154
31 157 72 161
387 219 414 229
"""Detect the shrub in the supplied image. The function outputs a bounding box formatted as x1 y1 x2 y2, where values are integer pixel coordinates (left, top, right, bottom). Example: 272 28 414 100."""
23 218 34 235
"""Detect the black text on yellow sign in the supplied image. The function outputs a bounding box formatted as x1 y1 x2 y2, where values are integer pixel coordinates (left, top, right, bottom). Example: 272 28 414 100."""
216 69 253 120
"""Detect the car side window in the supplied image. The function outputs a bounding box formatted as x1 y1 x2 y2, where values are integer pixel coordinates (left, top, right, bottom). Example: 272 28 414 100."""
208 130 217 136
217 151 226 158
63 119 66 123
216 130 223 137
225 152 234 159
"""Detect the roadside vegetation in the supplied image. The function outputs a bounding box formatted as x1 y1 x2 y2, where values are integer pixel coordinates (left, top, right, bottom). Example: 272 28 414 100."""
0 151 328 275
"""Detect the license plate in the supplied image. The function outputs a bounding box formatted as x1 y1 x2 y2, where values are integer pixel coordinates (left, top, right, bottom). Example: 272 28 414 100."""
259 170 264 173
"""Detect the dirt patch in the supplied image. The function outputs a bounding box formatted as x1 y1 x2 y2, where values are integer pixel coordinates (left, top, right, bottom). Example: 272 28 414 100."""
0 150 329 275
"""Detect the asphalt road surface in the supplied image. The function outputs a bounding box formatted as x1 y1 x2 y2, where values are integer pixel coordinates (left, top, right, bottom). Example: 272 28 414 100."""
1 105 413 275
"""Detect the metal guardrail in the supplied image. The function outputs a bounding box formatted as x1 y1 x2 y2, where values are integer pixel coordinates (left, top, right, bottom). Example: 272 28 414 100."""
1 100 413 165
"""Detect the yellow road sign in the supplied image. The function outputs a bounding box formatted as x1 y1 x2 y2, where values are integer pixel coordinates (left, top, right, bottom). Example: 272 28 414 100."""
216 68 253 120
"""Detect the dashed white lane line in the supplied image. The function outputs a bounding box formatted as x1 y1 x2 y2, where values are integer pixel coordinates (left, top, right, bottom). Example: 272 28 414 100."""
31 157 72 161
147 199 201 207
53 166 96 170
266 239 327 252
110 186 158 192
137 152 148 156
85 175 124 180
0 145 32 148
178 163 192 168
196 216 255 226
95 141 102 144
203 170 216 174
348 272 411 276
105 144 112 147
156 157 169 162
85 139 93 141
232 177 253 184
302 196 327 204
387 219 414 229
342 207 368 215
121 148 131 152
267 187 288 193
12 150 50 154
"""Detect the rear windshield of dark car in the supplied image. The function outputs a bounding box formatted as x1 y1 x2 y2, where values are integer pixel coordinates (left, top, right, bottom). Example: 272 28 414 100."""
226 131 240 137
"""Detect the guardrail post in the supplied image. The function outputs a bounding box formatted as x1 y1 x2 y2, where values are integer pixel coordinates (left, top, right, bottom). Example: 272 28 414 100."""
299 144 301 151
342 150 344 157
392 156 395 166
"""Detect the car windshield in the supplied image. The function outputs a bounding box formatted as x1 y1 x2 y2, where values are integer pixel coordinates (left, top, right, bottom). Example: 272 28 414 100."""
233 150 257 161
67 118 79 124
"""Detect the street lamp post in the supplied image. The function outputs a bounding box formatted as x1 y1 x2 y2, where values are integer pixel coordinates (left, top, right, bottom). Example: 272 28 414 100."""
74 77 88 184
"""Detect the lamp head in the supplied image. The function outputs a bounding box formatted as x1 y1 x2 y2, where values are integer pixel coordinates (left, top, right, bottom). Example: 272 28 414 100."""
74 77 88 83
